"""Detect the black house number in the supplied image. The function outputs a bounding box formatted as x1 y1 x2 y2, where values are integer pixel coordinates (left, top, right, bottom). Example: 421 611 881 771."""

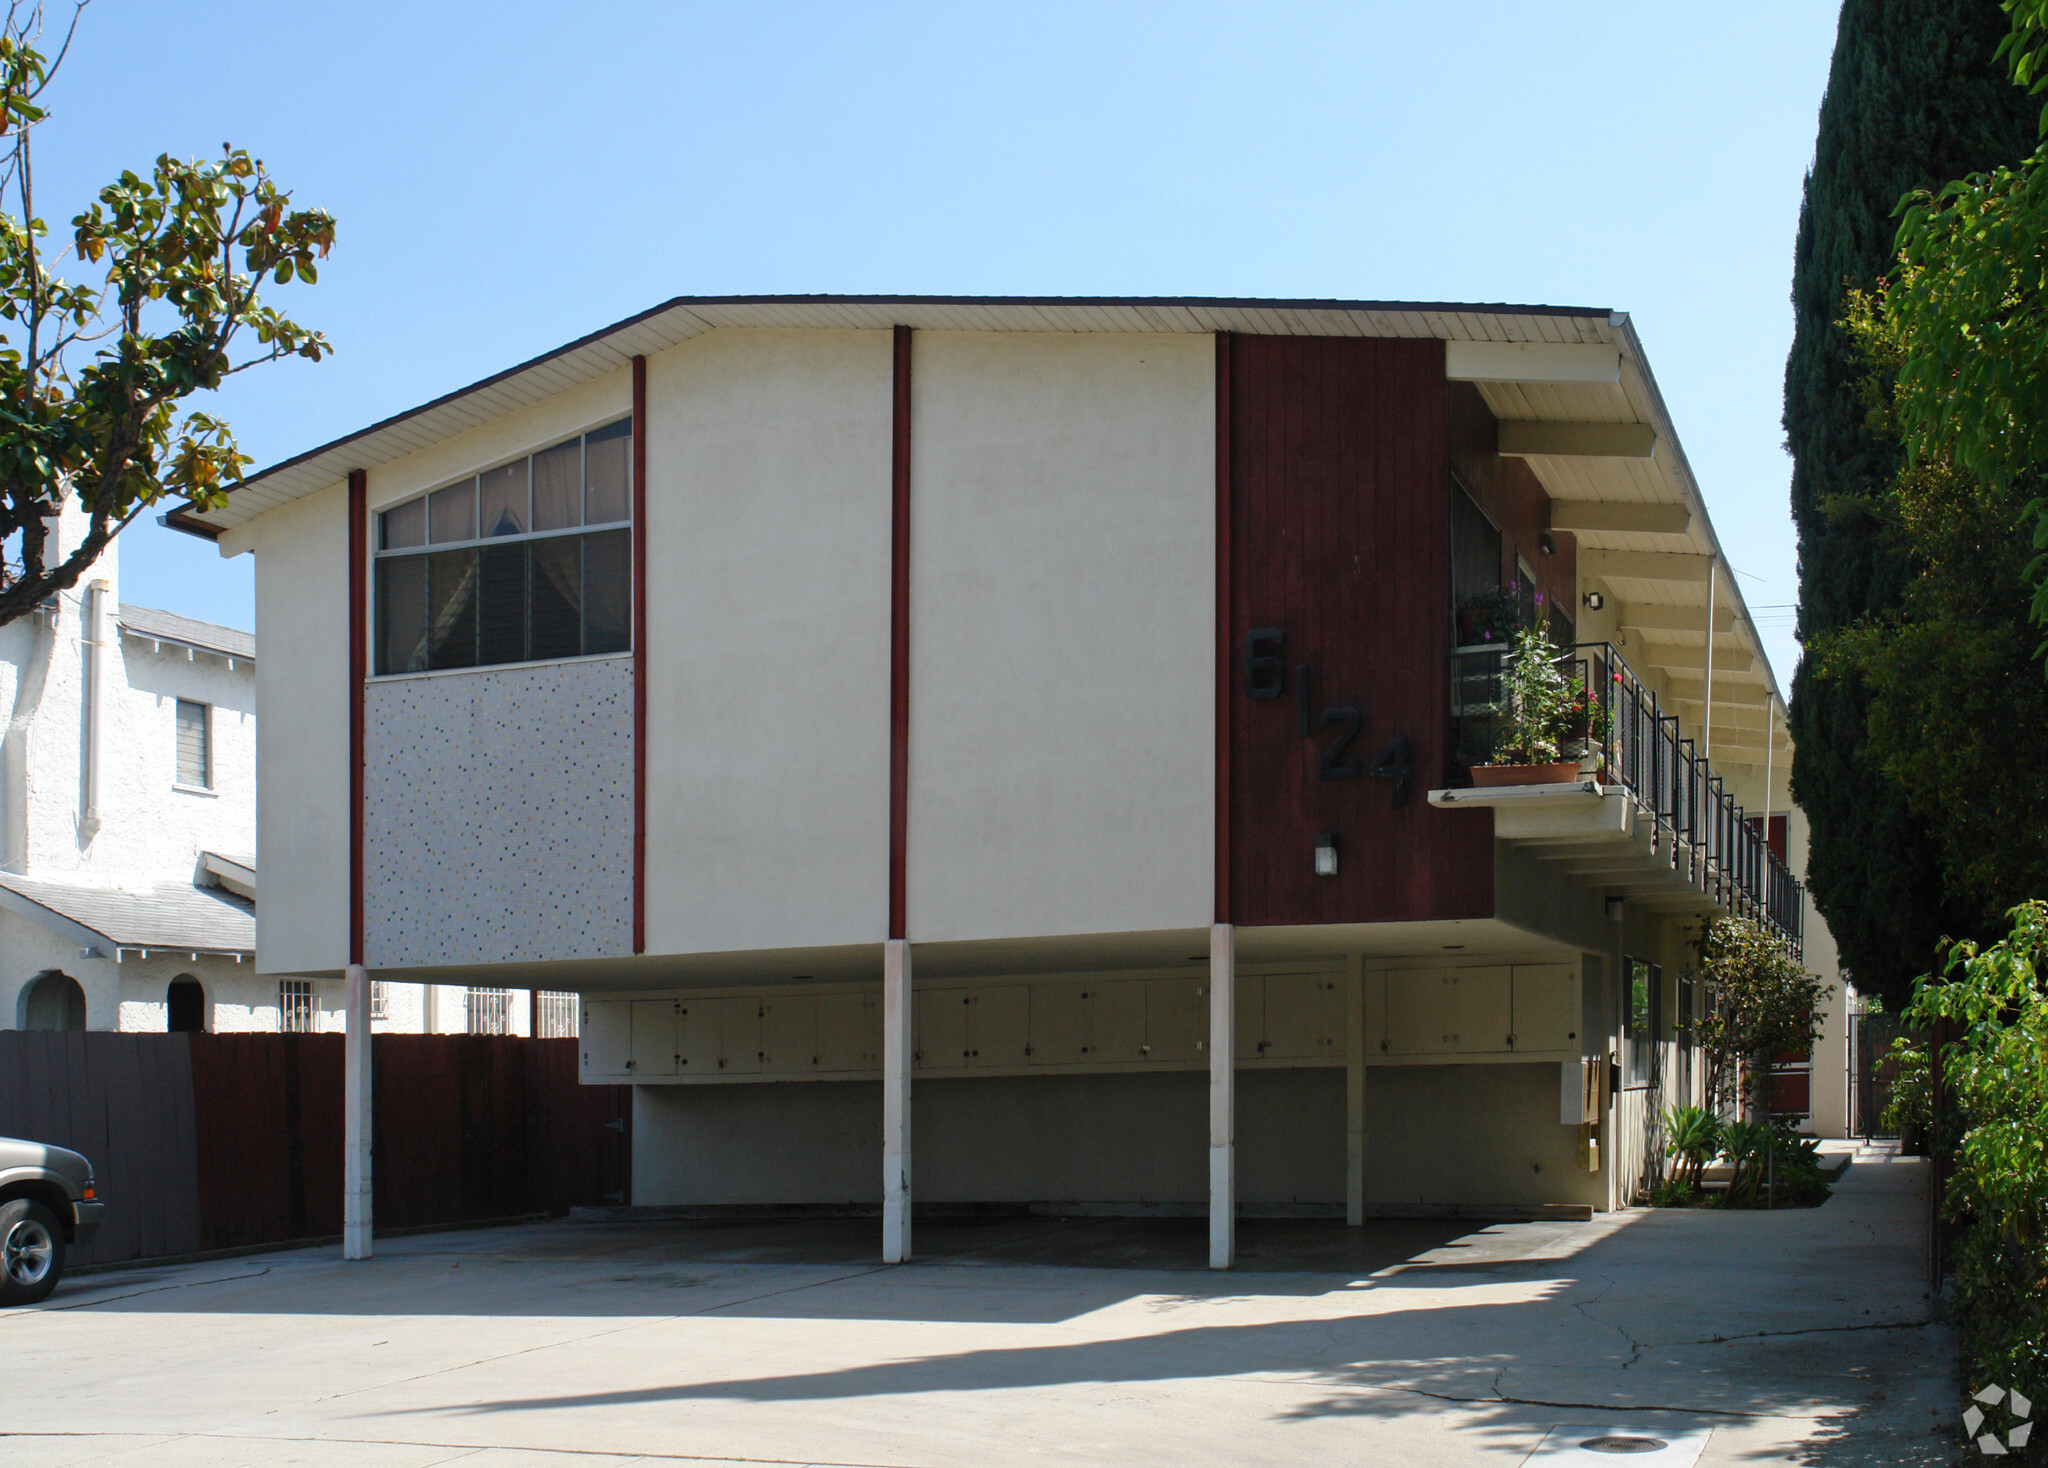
1244 628 1410 805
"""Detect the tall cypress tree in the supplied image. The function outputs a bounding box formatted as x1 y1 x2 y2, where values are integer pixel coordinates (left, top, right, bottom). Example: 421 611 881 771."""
1787 0 2037 1007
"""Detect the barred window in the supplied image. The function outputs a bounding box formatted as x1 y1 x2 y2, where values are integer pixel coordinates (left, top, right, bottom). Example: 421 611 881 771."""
536 991 579 1039
280 979 315 1033
375 419 631 676
466 985 512 1036
175 699 211 788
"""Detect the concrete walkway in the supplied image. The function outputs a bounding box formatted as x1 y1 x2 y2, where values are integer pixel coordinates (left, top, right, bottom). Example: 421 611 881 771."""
0 1153 1954 1466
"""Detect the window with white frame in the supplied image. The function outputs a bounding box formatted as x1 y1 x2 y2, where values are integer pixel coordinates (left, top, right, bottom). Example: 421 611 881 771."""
280 979 315 1033
374 419 631 676
536 991 578 1038
175 699 211 788
465 986 512 1035
370 980 390 1022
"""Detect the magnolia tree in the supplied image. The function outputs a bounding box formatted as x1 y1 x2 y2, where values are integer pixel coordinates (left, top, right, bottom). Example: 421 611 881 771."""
0 3 333 625
1685 915 1831 1121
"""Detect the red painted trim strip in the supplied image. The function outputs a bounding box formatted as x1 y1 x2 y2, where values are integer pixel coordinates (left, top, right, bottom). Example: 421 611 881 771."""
347 468 367 967
1214 332 1232 926
632 356 649 954
889 325 913 941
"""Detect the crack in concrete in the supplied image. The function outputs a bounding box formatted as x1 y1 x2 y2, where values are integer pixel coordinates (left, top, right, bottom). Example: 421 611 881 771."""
1678 1318 1933 1347
1566 1275 1645 1373
1379 1382 1825 1422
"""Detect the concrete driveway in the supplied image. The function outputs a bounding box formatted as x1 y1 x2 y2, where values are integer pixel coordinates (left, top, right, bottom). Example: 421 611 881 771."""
0 1149 1953 1467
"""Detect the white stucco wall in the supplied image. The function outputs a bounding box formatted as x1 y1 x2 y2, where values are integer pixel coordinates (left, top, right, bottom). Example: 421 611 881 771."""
906 331 1214 943
641 328 893 955
237 481 350 975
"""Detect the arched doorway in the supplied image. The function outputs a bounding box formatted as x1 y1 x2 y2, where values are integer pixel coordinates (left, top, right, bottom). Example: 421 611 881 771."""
17 972 85 1031
167 975 205 1033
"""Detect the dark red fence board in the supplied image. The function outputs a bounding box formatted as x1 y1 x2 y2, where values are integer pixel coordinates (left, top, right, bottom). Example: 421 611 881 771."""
0 1032 203 1266
4 1031 628 1266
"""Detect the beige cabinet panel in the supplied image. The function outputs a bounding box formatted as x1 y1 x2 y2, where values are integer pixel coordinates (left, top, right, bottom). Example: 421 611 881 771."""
916 987 969 1069
1263 973 1342 1061
1453 967 1513 1054
968 986 1030 1067
1144 976 1205 1062
684 996 762 1076
629 999 681 1078
814 991 879 1072
759 994 816 1074
1511 965 1580 1053
1234 973 1267 1060
1090 979 1147 1064
673 998 710 1075
1031 982 1090 1065
1383 969 1457 1055
580 1000 631 1078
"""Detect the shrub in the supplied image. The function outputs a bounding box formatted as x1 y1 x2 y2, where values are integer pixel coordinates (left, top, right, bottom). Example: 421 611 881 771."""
1908 900 2048 1426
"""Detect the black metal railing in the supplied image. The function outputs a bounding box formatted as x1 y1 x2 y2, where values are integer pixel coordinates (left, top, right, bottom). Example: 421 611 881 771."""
1448 640 1804 955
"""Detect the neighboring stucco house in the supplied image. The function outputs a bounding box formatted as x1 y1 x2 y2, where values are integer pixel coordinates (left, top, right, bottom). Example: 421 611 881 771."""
0 510 573 1039
171 295 1843 1263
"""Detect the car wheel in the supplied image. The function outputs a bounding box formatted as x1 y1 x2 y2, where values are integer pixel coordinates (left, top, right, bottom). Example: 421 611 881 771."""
0 1198 65 1305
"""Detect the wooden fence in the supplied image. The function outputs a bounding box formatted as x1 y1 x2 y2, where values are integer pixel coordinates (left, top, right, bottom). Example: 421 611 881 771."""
0 1031 631 1267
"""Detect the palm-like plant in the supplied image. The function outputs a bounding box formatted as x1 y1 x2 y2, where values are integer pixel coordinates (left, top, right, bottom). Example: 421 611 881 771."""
1664 1104 1722 1193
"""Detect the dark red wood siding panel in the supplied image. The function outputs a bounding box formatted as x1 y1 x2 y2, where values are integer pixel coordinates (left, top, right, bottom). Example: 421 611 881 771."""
1226 334 1492 927
1446 383 1577 627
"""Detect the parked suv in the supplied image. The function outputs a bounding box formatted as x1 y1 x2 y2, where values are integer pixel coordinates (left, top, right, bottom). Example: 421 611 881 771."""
0 1137 103 1304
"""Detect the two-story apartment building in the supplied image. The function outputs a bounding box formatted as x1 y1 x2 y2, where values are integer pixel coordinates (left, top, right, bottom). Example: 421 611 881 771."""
171 296 1836 1265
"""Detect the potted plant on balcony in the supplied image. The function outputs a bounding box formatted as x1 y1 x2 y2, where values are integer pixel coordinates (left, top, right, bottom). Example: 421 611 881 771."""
1454 586 1525 648
1469 625 1589 786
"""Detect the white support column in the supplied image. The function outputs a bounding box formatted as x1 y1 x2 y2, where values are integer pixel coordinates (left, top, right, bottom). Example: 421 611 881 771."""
343 963 373 1261
1345 952 1366 1227
882 938 912 1263
1700 568 1718 764
1209 921 1235 1270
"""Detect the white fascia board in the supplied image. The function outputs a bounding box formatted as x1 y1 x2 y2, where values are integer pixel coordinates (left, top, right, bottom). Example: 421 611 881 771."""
1498 421 1657 459
1549 500 1690 535
1446 341 1621 385
1579 549 1714 584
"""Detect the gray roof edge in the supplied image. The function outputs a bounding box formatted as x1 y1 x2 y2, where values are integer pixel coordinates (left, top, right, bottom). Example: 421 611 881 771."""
0 879 113 953
117 603 256 661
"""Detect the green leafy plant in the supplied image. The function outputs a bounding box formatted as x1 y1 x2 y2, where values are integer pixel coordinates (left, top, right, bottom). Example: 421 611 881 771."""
1684 915 1832 1119
1907 899 2048 1414
0 6 335 626
1649 1176 1697 1208
1455 585 1525 647
1878 1035 1932 1139
1664 1104 1723 1193
1714 1120 1830 1209
1484 626 1586 766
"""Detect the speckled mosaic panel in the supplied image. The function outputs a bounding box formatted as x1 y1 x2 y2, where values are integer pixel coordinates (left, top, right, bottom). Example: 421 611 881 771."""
363 659 632 967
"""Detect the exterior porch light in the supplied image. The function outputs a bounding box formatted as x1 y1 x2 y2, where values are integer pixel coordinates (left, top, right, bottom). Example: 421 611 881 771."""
1314 831 1338 877
1605 896 1625 922
1583 591 1604 611
1539 532 1558 556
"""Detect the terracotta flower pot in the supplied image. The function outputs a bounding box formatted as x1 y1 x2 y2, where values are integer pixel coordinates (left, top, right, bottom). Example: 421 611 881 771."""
1469 760 1584 787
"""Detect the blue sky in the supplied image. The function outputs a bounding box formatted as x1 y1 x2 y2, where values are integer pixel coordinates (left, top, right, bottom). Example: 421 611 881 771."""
39 0 1839 684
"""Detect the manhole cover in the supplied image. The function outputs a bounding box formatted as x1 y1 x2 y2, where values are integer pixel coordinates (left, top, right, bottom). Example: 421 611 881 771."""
1578 1438 1669 1455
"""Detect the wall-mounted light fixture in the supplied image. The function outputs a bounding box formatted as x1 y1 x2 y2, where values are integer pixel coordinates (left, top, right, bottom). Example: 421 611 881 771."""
1539 532 1558 556
1314 831 1338 877
1605 895 1625 922
1583 591 1605 611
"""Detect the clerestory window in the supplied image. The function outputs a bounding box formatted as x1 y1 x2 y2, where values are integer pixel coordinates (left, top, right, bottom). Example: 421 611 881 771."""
374 418 631 676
